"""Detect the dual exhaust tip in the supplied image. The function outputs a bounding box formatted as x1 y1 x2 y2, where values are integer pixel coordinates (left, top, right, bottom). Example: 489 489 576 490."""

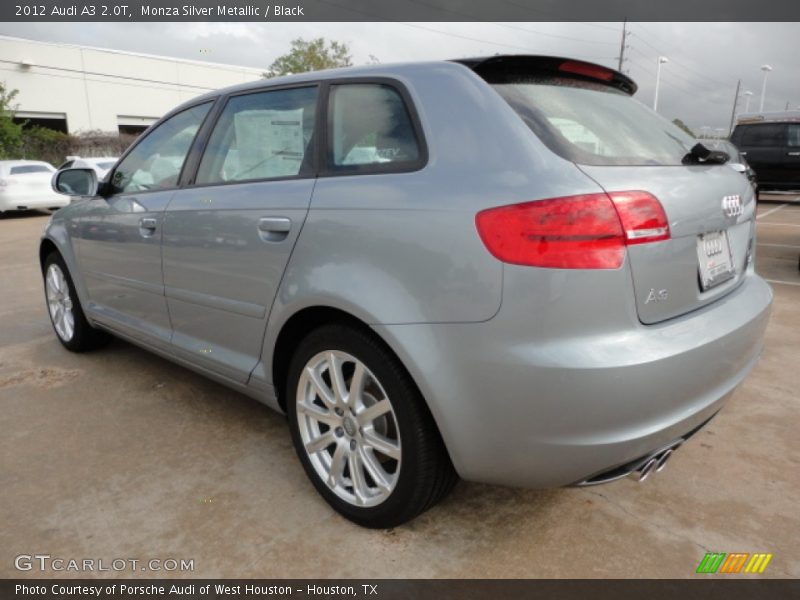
576 439 684 487
630 444 680 482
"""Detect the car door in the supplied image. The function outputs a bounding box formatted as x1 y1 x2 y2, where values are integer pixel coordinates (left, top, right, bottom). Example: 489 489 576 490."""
161 85 319 383
75 101 214 348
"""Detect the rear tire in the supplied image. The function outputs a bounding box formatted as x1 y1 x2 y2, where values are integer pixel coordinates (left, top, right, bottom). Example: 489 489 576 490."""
286 323 457 528
43 252 111 352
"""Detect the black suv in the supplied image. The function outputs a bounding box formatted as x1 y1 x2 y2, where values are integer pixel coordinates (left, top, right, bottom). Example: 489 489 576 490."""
731 113 800 191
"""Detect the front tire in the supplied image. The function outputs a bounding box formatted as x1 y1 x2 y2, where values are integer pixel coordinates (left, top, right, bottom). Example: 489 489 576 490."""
43 252 111 352
286 323 457 528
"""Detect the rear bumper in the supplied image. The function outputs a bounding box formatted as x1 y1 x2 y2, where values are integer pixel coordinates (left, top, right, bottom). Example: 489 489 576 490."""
375 273 773 488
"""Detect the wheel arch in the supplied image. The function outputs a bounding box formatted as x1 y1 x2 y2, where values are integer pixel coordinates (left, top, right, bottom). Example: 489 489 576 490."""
272 305 382 412
39 237 60 272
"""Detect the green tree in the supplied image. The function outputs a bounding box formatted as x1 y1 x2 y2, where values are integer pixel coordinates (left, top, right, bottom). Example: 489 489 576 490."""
263 38 352 78
0 82 24 159
671 118 696 138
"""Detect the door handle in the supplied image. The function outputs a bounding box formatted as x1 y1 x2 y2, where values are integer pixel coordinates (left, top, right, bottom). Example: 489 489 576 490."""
139 217 157 237
740 151 747 155
258 217 291 233
787 151 800 156
257 217 291 242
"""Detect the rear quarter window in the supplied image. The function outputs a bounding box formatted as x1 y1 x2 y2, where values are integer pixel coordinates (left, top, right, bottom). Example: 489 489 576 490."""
326 82 424 173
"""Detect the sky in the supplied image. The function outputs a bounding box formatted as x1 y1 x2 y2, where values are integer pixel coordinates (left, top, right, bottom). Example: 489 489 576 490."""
2 21 799 134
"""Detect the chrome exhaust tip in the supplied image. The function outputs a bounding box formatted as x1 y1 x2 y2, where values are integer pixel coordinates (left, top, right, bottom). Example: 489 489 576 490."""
631 442 681 483
655 448 674 472
634 457 659 482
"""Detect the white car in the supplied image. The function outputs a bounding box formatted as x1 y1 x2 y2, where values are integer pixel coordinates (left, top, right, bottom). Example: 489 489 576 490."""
0 161 69 214
58 156 118 179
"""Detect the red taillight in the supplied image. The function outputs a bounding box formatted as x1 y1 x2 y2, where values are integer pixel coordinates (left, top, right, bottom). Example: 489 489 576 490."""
475 191 670 269
559 60 615 82
608 191 670 245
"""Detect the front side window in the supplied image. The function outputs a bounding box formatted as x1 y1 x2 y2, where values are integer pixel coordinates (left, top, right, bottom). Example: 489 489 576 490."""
328 83 421 170
196 86 318 185
111 102 212 194
739 123 785 147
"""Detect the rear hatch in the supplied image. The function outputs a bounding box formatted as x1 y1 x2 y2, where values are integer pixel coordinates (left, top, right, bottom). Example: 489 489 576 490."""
577 165 755 324
462 55 756 324
8 165 55 198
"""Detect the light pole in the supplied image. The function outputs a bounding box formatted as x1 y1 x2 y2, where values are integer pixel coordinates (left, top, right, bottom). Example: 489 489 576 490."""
759 65 773 112
743 90 753 113
653 56 668 112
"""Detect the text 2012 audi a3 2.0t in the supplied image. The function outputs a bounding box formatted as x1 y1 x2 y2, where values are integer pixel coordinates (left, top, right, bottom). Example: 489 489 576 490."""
43 56 772 527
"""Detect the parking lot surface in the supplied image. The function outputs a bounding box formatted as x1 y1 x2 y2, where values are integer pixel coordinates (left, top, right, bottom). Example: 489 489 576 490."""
1 205 798 578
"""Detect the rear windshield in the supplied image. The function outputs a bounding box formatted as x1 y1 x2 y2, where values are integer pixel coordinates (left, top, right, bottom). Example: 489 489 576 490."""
10 165 52 175
492 77 696 166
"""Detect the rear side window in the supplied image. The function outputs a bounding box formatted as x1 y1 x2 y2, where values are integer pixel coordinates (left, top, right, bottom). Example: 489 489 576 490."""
738 124 786 147
196 86 318 185
10 165 52 175
492 77 696 166
327 83 421 171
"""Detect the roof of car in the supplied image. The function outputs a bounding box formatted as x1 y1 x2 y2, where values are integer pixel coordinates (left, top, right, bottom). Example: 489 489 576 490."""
736 110 800 124
182 54 636 109
188 59 451 105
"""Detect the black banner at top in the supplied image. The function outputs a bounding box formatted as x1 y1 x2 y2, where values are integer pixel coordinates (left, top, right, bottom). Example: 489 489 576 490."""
2 0 800 22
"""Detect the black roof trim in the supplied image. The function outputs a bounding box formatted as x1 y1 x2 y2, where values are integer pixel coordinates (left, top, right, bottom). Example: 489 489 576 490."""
453 55 637 96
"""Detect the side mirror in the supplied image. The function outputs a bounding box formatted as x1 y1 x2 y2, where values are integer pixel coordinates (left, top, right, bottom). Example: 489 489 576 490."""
52 168 98 198
728 162 747 174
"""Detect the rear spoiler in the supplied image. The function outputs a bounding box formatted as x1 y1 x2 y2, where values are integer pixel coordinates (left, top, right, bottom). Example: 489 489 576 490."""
453 55 637 96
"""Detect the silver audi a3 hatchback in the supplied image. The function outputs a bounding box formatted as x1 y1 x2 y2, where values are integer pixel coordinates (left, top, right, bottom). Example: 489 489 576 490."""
43 55 772 527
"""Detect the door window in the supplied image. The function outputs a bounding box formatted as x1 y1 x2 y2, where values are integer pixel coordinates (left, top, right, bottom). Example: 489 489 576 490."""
196 86 318 185
110 102 212 194
327 83 421 171
739 124 785 147
787 124 800 147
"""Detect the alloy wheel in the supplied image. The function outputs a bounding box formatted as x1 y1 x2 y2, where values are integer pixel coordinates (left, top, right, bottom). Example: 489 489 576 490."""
46 263 75 342
295 350 401 507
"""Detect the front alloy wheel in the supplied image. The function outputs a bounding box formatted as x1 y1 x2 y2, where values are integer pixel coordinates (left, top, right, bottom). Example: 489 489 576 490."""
46 263 75 342
42 252 110 352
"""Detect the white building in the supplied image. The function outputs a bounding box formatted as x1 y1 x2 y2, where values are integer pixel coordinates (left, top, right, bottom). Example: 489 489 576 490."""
0 35 265 135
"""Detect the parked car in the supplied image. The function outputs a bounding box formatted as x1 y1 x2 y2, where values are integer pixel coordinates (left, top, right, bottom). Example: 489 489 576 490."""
701 138 758 193
42 55 772 528
730 111 800 192
58 156 118 179
0 160 69 214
